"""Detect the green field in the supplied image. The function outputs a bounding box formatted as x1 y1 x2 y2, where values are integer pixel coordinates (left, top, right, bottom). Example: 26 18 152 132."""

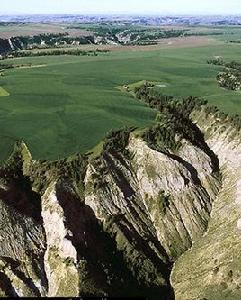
0 86 9 96
1 41 241 160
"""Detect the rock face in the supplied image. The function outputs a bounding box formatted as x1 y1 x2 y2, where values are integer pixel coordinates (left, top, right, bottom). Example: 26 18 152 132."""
0 38 23 54
41 182 79 297
171 110 241 300
0 109 240 299
0 172 46 296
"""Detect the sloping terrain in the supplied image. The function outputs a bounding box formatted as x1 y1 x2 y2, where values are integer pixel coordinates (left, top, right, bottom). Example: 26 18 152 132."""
0 97 240 298
171 110 241 300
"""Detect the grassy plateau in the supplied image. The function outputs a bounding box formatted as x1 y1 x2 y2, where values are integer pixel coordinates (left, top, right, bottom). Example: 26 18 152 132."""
0 40 241 160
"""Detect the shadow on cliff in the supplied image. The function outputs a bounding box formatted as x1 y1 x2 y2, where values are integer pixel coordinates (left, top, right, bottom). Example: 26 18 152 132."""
56 182 175 300
0 175 42 223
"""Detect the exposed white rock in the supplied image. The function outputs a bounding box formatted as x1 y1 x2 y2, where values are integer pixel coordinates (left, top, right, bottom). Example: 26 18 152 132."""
171 110 241 300
237 219 241 230
236 179 241 205
1 105 240 298
8 38 15 50
85 134 218 260
41 182 79 297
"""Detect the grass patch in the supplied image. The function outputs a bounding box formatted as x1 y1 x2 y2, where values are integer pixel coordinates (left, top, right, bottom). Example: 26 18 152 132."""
88 141 104 159
0 87 9 97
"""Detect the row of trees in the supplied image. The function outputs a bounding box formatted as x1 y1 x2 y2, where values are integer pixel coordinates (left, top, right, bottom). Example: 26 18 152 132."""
133 82 219 168
0 63 14 70
103 127 135 153
134 82 207 118
217 70 241 90
7 48 109 59
207 57 241 70
207 57 241 91
135 81 241 154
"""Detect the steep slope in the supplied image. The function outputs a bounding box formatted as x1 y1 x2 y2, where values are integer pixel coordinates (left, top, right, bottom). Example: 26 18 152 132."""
0 113 221 298
85 134 219 260
0 144 47 297
171 110 241 300
0 35 95 56
0 38 23 54
0 79 240 298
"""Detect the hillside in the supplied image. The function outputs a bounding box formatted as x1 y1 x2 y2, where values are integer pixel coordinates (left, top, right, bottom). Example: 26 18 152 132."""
171 108 241 300
0 83 240 299
0 21 241 299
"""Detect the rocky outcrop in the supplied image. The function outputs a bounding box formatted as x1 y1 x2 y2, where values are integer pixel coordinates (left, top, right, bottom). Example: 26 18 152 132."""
171 110 241 300
84 127 221 299
85 135 219 261
0 35 95 56
0 179 46 296
0 38 23 55
41 182 79 297
0 107 240 299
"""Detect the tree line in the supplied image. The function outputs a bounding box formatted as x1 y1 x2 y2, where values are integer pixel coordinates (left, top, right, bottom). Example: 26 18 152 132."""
3 48 109 59
207 57 241 91
133 82 219 173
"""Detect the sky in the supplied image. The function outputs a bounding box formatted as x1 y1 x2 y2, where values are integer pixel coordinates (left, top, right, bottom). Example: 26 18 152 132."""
2 0 241 15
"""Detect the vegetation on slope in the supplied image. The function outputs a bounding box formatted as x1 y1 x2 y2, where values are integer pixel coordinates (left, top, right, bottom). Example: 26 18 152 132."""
0 55 240 300
133 82 209 154
0 33 94 55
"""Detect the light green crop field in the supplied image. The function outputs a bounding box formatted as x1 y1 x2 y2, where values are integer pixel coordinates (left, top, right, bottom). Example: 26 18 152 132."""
0 86 9 96
0 41 241 160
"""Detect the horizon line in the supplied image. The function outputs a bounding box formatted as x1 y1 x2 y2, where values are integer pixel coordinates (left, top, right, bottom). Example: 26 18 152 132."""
1 12 241 16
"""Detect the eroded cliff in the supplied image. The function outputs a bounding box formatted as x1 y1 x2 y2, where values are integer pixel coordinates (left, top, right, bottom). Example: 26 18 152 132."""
171 109 241 300
0 94 240 299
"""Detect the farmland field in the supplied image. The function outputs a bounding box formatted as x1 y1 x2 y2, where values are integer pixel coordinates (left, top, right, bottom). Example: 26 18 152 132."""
0 86 9 96
0 22 92 38
1 40 241 160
